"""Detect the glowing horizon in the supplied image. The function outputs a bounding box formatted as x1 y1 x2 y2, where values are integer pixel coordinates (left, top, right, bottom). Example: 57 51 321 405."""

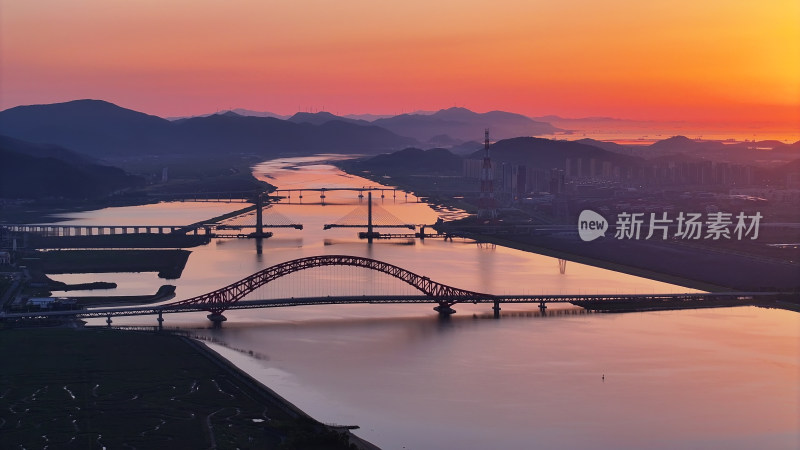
1 0 797 130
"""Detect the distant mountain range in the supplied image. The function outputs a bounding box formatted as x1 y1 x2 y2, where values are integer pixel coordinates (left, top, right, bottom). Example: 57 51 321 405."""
372 107 560 144
2 99 795 171
0 100 415 158
351 136 800 185
577 135 800 165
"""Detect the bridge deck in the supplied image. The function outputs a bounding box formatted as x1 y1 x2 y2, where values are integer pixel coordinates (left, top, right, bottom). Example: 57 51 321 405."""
1 292 766 321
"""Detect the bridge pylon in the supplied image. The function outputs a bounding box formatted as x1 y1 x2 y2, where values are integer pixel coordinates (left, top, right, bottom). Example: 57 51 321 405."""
254 193 265 237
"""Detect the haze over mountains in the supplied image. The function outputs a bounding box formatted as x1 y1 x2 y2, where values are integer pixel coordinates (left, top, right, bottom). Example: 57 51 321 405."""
1 99 797 172
0 100 564 161
576 135 800 166
0 100 415 158
372 107 559 143
0 135 142 199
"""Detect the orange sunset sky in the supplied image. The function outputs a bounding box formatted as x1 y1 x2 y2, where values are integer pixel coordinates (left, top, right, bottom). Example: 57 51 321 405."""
1 0 798 129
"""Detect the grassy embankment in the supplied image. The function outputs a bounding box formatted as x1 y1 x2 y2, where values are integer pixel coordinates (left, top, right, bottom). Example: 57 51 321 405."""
0 328 361 449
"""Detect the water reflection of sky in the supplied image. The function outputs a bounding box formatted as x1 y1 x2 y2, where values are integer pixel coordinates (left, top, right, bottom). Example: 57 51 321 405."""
55 156 701 301
52 155 799 450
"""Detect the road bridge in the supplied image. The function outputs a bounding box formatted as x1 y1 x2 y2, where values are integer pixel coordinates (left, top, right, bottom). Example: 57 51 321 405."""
0 224 211 236
1 255 770 327
273 186 402 201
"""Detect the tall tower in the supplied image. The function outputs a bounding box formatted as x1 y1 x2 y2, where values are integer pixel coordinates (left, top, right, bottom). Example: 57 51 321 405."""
478 128 497 219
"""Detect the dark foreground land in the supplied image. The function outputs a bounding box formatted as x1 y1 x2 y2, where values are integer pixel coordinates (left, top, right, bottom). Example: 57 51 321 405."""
0 328 368 450
25 249 192 280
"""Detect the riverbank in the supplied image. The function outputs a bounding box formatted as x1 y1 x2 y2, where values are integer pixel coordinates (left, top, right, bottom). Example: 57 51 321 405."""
451 231 731 292
71 284 176 307
0 327 375 449
337 159 800 293
443 228 800 294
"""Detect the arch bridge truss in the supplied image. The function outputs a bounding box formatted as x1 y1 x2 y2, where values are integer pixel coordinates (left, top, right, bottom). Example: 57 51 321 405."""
169 255 494 316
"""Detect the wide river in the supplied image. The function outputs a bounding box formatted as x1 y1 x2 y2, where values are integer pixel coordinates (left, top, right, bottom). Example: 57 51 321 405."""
50 156 799 450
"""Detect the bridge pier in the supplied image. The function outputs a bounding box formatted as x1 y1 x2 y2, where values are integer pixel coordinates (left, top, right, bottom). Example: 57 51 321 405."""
493 300 501 318
106 314 112 327
207 312 227 324
434 304 456 316
539 301 547 314
157 311 164 330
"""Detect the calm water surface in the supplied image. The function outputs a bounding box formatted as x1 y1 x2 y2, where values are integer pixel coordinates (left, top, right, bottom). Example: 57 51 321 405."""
52 156 799 449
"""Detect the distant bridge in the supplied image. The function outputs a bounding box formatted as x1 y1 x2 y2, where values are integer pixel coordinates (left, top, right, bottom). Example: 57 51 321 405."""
0 224 212 236
273 186 404 200
1 255 768 327
147 190 259 203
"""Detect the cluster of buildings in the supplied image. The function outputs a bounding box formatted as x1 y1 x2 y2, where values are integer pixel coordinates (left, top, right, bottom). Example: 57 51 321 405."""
465 157 757 194
25 297 78 310
461 145 795 223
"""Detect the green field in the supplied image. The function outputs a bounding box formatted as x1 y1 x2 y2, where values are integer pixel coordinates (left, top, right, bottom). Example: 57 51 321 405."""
0 328 358 449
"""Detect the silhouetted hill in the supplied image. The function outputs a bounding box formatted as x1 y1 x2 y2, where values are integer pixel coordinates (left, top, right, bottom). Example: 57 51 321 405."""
472 137 639 169
343 113 396 121
0 135 142 199
0 100 416 158
167 109 290 121
569 136 799 166
373 107 559 142
642 136 799 165
648 136 726 154
288 111 370 127
427 134 461 147
168 113 416 154
0 135 94 165
351 147 462 174
574 138 632 154
449 140 483 155
0 99 174 157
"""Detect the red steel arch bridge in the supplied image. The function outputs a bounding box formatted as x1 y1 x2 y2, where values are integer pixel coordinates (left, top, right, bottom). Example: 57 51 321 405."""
1 255 767 326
